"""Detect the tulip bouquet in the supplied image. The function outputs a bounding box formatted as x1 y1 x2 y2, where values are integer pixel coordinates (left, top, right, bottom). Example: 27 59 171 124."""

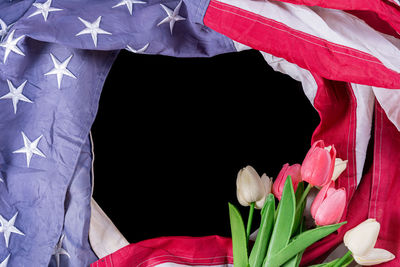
230 140 395 267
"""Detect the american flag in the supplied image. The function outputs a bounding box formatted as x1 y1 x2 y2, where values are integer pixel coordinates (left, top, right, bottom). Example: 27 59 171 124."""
0 0 399 266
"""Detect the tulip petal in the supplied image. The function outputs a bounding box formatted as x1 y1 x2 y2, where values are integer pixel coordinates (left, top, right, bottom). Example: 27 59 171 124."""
255 196 265 209
314 188 346 226
327 145 337 183
353 248 395 266
331 158 348 181
245 165 261 180
302 140 324 165
310 181 334 219
272 164 289 200
237 189 249 207
255 174 272 209
236 166 266 205
272 164 302 201
344 219 380 256
288 164 302 183
261 174 273 195
301 148 332 186
312 140 325 150
326 187 336 198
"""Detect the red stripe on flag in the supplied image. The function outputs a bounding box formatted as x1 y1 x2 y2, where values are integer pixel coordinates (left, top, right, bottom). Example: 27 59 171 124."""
204 0 400 89
366 102 400 266
91 235 233 267
311 77 358 199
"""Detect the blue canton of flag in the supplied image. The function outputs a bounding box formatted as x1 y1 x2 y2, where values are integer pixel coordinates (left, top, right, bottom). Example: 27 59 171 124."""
0 0 234 266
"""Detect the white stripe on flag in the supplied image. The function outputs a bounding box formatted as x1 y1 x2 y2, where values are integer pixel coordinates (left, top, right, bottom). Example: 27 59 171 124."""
351 84 375 185
89 198 129 259
216 0 400 74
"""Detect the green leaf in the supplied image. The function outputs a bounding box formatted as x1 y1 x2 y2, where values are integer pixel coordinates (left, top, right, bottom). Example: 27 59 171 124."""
282 253 301 267
307 254 353 267
308 258 340 267
331 250 353 267
295 182 304 203
265 222 347 266
228 202 249 267
308 263 332 267
342 256 354 267
261 192 274 217
292 182 305 236
342 258 353 267
282 211 305 267
249 194 275 267
282 211 306 267
263 176 296 267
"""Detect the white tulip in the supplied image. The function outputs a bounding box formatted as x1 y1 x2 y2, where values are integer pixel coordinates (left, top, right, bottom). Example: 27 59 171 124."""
343 218 395 266
353 248 395 266
344 219 380 256
236 166 266 208
255 174 273 209
331 158 348 181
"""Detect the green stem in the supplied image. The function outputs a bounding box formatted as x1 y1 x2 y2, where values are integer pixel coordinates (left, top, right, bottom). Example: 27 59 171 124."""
295 183 312 214
332 250 353 267
246 202 255 243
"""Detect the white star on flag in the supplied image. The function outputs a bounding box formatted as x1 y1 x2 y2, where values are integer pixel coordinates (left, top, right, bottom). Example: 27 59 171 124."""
27 0 63 22
112 0 146 15
157 0 186 35
53 234 70 267
13 132 46 168
76 16 112 47
0 19 13 42
0 212 25 248
45 53 76 89
0 254 9 267
0 80 33 114
126 43 149 54
0 29 25 63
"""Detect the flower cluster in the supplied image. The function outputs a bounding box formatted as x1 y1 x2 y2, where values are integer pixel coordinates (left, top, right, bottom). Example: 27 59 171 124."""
230 140 395 267
236 140 347 226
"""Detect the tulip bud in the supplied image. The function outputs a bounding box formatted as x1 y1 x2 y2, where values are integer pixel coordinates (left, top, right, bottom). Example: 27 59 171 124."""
236 166 266 208
255 174 273 209
272 163 302 200
310 180 346 226
331 158 348 181
343 219 380 256
301 140 336 187
343 219 395 265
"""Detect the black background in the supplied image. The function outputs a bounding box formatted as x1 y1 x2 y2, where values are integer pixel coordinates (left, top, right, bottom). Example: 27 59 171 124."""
91 49 320 244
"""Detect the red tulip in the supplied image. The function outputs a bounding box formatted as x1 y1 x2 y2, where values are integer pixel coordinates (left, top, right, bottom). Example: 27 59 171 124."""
301 140 336 187
311 181 346 226
272 163 302 200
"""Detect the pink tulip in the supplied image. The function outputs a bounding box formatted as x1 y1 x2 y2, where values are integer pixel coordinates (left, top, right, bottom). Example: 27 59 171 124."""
311 181 346 226
272 163 302 200
301 140 336 187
